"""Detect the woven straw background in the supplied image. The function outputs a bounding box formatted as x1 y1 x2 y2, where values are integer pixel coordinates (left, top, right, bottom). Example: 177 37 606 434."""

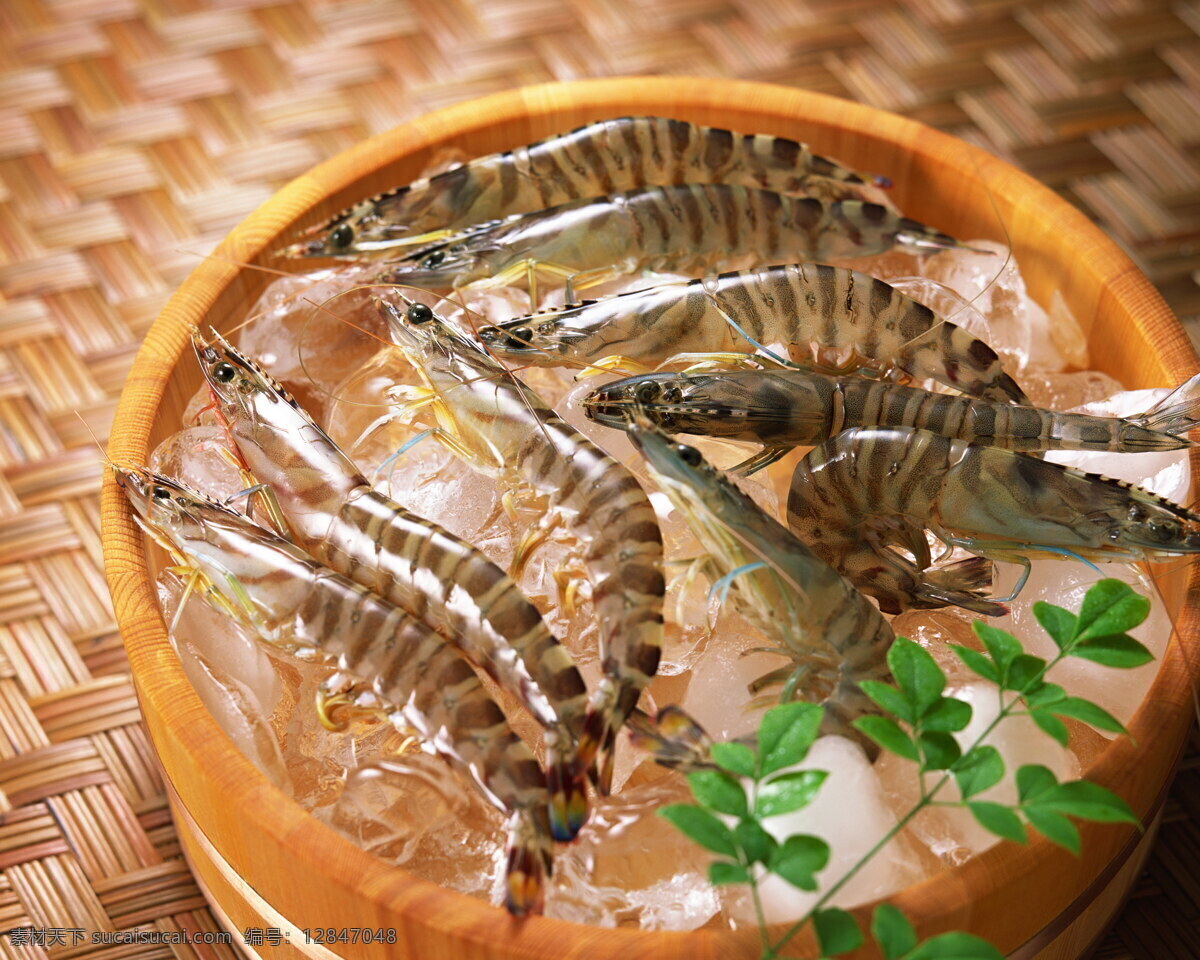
0 0 1198 956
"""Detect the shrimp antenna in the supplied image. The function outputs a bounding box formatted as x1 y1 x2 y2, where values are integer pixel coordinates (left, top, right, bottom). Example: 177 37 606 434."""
945 148 1014 326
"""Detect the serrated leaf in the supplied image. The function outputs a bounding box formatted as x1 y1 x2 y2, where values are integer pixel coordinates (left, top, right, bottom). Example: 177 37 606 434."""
1032 601 1077 650
758 702 823 775
1036 781 1140 824
1030 709 1070 747
1047 697 1127 735
920 696 972 733
734 819 777 865
954 745 1004 799
768 834 829 891
888 637 946 717
951 645 999 684
860 680 916 725
973 622 1022 682
1005 653 1047 693
1075 579 1150 642
852 716 919 761
814 908 862 955
708 861 750 885
1016 764 1058 803
1024 807 1081 855
658 804 737 857
919 731 961 771
967 802 1027 843
711 741 757 779
871 903 917 960
757 769 828 818
1070 634 1154 669
687 770 749 818
906 931 1005 959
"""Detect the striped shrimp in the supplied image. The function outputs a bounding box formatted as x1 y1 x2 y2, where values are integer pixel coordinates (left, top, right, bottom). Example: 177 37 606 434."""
375 185 982 297
786 426 1200 617
192 330 591 840
624 416 892 738
583 367 1200 475
380 297 664 796
113 467 554 915
284 116 891 259
476 263 1029 406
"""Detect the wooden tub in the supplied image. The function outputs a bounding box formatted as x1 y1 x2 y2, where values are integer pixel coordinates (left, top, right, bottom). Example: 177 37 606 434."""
101 77 1200 959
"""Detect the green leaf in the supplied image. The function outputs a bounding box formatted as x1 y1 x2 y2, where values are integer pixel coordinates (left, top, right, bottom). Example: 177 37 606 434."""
768 834 829 891
687 770 749 818
1024 807 1081 855
1070 633 1154 669
658 804 737 857
951 645 998 684
1032 601 1077 650
1005 653 1047 693
920 696 972 733
967 802 1027 844
757 770 828 818
888 637 946 717
1036 781 1140 825
1075 579 1150 642
708 861 750 885
852 716 919 761
1023 682 1067 708
973 622 1021 683
758 702 823 775
919 731 961 771
1030 709 1070 747
1015 765 1058 803
906 931 1004 959
711 741 757 779
954 745 1004 799
860 680 916 725
1047 697 1127 736
813 908 862 955
734 819 777 865
870 903 917 960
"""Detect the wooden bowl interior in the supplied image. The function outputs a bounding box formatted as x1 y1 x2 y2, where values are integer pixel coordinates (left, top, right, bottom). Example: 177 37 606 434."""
106 78 1200 959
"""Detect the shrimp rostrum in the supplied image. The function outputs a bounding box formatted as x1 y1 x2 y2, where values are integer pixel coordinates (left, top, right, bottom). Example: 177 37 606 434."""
478 263 1028 406
786 426 1200 617
285 116 892 259
192 329 591 841
113 467 554 916
624 415 892 738
380 296 664 796
584 367 1200 474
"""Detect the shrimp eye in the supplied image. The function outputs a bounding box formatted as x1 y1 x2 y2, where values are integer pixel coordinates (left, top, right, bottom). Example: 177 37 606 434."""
407 303 434 324
510 327 532 343
676 444 702 466
1128 503 1147 521
329 223 354 249
420 250 446 269
153 486 172 500
664 387 684 403
634 381 660 403
212 362 237 384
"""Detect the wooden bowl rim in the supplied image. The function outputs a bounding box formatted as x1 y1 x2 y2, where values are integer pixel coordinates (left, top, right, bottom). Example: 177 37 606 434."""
102 76 1200 951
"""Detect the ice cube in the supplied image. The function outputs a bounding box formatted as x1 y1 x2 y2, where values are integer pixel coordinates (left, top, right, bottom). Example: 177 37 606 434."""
150 425 246 505
750 736 929 921
1020 370 1128 412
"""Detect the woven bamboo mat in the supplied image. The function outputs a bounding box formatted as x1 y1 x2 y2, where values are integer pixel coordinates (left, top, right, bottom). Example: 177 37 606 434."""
0 0 1198 956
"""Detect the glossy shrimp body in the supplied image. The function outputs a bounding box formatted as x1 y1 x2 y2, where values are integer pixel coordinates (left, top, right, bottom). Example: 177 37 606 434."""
584 368 1199 473
381 298 664 796
625 419 892 737
192 331 590 840
786 426 1200 617
113 467 553 915
379 185 981 292
285 116 889 258
477 263 1028 405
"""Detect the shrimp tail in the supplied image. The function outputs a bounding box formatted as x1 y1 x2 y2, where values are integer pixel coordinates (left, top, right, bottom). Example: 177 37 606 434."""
896 218 995 256
504 811 552 917
545 736 589 842
921 557 1008 617
1129 371 1200 441
626 706 715 773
